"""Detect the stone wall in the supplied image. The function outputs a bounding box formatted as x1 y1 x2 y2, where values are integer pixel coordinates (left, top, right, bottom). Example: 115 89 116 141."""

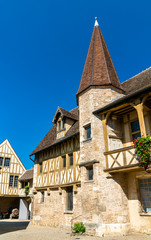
78 86 130 236
32 186 82 228
127 171 151 234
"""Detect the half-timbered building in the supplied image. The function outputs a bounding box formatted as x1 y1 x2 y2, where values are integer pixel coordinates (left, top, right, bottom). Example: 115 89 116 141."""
0 139 26 216
30 18 151 236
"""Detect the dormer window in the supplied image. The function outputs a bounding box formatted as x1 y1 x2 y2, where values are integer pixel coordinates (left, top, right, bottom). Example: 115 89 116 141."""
53 107 78 139
62 119 65 129
58 121 61 131
57 118 66 132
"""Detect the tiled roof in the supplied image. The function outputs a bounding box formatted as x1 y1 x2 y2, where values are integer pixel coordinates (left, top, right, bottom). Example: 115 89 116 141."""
52 107 78 123
19 168 33 181
76 23 123 98
94 67 151 114
122 67 151 95
30 107 79 155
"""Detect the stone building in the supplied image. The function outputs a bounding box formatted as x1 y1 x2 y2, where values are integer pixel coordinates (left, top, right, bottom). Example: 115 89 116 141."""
30 18 151 236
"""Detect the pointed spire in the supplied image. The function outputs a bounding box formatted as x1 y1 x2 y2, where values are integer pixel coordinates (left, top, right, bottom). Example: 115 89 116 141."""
76 18 123 100
94 17 99 27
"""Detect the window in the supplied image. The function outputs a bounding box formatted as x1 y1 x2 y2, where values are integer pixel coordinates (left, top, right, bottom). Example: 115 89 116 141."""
9 175 19 187
4 158 10 167
22 182 28 188
62 156 66 168
14 176 18 187
39 163 42 174
9 175 14 187
140 179 151 212
131 121 141 140
87 166 93 180
69 154 73 166
41 191 44 203
0 157 3 166
58 121 61 131
85 125 91 139
66 187 73 211
62 119 65 129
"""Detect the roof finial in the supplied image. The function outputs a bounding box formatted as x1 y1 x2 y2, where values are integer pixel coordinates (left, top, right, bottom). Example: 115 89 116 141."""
94 17 99 27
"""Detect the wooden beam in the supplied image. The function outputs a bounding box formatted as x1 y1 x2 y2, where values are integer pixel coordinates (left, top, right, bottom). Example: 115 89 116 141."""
104 145 134 155
133 103 146 137
104 163 142 173
102 112 111 169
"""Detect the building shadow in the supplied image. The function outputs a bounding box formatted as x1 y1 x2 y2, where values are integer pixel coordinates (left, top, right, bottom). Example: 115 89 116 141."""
0 220 30 235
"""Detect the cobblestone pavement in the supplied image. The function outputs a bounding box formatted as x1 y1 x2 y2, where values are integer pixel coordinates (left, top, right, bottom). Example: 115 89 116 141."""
0 220 151 240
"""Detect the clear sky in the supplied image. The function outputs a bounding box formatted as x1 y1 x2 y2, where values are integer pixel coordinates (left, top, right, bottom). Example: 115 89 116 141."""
0 0 151 169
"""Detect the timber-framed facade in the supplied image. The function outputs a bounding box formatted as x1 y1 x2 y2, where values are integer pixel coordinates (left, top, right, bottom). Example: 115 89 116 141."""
30 18 151 236
0 139 26 215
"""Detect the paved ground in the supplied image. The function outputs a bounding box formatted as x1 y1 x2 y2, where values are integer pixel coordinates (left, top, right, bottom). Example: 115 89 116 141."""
0 220 151 240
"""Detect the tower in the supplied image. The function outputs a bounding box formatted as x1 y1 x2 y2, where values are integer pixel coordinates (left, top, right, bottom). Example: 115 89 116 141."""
77 18 129 235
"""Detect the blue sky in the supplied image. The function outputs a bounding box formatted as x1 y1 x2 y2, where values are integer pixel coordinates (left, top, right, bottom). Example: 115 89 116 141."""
0 0 151 169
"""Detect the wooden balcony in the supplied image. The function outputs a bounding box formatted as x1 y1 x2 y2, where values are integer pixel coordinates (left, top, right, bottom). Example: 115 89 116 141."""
104 145 142 173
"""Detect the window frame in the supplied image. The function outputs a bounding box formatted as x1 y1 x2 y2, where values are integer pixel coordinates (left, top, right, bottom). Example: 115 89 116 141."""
39 162 42 174
69 153 73 166
21 181 28 188
86 165 93 181
0 157 3 167
83 124 91 141
9 175 14 187
58 120 61 131
139 178 151 212
131 120 141 140
41 191 45 203
4 158 10 167
14 176 18 187
62 119 65 129
62 155 66 168
66 186 73 212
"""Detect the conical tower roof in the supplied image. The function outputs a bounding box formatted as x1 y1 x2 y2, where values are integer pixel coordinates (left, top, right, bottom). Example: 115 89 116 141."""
76 18 123 99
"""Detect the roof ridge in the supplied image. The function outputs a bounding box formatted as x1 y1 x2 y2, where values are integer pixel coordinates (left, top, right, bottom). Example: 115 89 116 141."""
57 106 78 114
69 106 78 111
91 25 96 85
98 26 111 85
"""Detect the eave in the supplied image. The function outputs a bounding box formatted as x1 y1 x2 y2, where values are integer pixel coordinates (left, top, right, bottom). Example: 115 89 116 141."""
93 85 151 115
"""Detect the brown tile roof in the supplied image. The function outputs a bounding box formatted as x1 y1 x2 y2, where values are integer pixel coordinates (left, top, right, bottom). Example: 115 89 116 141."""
94 67 151 114
52 107 78 123
122 67 151 95
19 168 33 181
30 107 79 156
76 24 123 98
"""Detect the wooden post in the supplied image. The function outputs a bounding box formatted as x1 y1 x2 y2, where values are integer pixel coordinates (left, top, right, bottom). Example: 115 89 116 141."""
102 112 111 168
133 103 146 137
73 152 76 182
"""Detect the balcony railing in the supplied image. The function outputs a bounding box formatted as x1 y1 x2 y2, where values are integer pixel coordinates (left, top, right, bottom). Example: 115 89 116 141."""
104 145 139 172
